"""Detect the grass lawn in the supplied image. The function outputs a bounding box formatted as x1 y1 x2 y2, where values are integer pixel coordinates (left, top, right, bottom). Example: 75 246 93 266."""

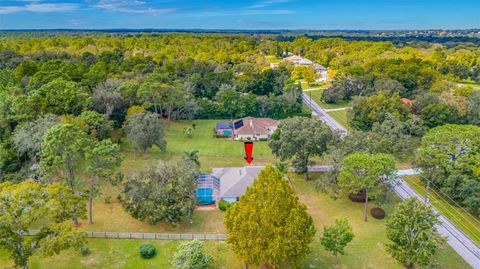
458 81 480 90
303 89 350 110
292 173 468 269
266 55 282 63
403 175 480 245
0 239 241 269
1 173 469 269
327 109 350 130
119 119 277 173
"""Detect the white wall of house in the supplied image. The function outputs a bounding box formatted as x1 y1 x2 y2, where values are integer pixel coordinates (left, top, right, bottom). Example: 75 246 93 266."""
222 196 239 203
235 134 269 140
316 70 328 82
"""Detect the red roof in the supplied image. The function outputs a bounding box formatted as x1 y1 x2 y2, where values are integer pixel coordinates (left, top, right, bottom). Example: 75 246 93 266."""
401 98 413 105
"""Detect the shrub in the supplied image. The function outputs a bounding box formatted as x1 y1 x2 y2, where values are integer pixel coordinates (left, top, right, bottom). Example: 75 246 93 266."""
218 199 232 211
172 240 213 269
139 244 156 259
104 195 112 204
348 190 366 203
80 246 90 256
371 207 385 219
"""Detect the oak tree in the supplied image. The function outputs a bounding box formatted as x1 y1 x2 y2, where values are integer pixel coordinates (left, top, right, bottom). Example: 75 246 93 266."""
386 198 444 269
269 117 333 180
320 218 354 266
0 180 86 269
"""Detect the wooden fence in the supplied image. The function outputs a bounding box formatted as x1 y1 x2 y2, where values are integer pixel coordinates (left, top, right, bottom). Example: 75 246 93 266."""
26 230 227 241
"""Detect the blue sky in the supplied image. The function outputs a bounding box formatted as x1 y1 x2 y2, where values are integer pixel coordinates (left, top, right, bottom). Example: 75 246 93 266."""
0 0 479 30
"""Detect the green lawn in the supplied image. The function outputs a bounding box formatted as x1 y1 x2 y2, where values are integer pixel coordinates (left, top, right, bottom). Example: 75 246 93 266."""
303 89 350 109
403 175 480 245
327 109 350 130
119 119 277 173
457 80 480 90
0 239 241 269
1 173 469 269
266 55 282 64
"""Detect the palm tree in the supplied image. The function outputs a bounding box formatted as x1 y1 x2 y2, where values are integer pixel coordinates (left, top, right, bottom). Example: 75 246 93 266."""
183 126 194 138
274 162 294 190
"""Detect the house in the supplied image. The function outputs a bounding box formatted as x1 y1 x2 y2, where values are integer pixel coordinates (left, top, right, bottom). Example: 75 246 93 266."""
313 63 328 82
232 117 279 140
212 166 264 203
401 98 413 106
283 54 329 82
214 122 233 137
283 55 305 65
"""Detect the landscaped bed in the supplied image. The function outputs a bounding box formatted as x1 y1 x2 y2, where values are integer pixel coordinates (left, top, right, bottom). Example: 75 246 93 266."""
11 173 469 269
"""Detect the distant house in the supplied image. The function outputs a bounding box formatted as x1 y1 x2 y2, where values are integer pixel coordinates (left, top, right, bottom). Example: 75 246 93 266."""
283 55 305 65
214 122 233 137
232 117 279 141
313 63 328 82
401 98 413 105
283 54 328 82
212 166 264 203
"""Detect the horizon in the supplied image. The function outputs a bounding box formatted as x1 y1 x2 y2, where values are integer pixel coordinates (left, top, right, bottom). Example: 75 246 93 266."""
1 28 479 32
1 0 479 30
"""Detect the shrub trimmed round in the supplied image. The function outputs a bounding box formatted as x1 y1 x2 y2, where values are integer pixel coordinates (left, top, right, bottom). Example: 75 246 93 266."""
348 190 366 203
139 244 156 259
371 207 385 219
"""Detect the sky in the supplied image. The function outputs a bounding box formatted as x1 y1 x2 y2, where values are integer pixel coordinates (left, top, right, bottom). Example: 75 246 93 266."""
0 0 479 30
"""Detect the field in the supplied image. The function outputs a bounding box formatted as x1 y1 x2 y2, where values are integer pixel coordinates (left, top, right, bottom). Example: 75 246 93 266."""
266 55 282 63
0 173 469 269
403 175 480 244
120 119 277 173
303 89 350 109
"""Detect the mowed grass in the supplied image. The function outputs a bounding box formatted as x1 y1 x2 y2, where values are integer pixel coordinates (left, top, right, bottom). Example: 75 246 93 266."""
0 173 469 269
266 55 282 63
303 89 350 109
403 175 480 244
292 173 468 269
327 109 350 130
0 239 242 269
119 119 277 173
80 195 226 233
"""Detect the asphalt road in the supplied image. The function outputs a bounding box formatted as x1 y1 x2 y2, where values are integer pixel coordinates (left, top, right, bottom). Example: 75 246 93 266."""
301 93 348 135
302 94 480 268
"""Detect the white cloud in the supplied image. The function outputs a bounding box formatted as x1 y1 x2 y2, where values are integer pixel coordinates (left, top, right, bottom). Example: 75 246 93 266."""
247 0 292 9
92 0 177 15
0 2 79 14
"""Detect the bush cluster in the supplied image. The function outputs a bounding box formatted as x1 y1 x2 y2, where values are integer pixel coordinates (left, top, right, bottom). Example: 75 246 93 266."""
139 244 156 259
218 199 233 211
371 207 385 219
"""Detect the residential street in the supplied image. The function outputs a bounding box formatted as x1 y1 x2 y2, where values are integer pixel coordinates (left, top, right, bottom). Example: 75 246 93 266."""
302 93 348 135
395 169 480 269
303 94 480 268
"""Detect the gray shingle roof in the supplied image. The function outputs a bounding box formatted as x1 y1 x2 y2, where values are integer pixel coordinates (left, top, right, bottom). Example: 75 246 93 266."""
212 166 264 198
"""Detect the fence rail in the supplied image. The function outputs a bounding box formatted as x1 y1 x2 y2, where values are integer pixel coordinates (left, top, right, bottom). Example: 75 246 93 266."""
26 230 227 241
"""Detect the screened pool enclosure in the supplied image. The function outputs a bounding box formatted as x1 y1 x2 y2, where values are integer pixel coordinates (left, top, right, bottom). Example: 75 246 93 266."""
196 173 220 205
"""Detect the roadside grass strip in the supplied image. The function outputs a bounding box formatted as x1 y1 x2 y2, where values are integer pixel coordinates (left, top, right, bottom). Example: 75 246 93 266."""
403 175 480 244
